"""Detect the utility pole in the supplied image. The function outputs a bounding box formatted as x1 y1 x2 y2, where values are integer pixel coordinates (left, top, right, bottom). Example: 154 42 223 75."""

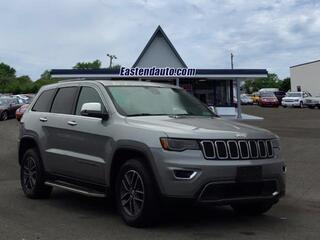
231 53 234 69
107 53 117 68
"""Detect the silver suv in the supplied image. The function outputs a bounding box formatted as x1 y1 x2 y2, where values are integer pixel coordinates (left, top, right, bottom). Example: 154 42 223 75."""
19 80 285 227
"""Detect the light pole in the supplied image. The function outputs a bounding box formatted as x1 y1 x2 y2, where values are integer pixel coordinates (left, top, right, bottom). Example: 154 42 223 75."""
231 53 234 69
107 53 117 68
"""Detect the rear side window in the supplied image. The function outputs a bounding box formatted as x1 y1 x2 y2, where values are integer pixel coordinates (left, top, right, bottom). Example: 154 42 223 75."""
75 87 104 115
32 89 56 112
51 87 78 114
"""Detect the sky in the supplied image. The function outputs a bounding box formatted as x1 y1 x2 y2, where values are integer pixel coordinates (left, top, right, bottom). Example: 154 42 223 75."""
0 0 320 80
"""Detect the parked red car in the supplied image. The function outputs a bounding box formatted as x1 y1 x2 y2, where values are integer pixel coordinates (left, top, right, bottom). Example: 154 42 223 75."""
258 92 279 107
15 104 29 121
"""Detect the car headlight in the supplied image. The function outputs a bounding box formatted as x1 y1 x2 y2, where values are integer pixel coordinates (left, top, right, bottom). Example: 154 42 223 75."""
160 138 200 151
271 138 280 149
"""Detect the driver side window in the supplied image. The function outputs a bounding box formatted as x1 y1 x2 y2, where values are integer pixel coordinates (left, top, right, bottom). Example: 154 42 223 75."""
76 87 104 115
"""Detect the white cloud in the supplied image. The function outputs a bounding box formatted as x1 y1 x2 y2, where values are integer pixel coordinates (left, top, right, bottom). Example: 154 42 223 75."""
0 0 319 79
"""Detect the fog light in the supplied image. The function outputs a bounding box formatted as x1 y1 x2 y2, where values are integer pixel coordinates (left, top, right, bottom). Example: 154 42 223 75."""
282 165 287 173
173 170 197 179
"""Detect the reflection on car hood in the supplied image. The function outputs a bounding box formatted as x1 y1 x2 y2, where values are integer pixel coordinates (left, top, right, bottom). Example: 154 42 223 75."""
125 116 275 139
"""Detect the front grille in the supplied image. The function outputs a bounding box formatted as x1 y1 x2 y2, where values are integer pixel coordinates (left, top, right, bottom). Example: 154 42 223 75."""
200 139 274 160
199 180 278 201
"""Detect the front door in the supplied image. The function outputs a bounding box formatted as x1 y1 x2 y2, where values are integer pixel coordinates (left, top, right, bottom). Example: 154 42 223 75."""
59 85 111 184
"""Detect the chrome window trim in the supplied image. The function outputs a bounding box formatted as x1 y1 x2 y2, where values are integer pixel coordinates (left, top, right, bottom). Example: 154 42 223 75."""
227 140 239 159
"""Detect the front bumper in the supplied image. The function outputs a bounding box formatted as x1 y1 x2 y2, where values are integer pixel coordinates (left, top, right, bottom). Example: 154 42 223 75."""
282 101 300 107
150 148 286 203
260 101 279 107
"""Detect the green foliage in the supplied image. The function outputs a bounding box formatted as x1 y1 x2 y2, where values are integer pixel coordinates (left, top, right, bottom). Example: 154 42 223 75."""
279 77 291 92
244 73 290 93
0 62 16 77
73 60 101 69
0 63 57 94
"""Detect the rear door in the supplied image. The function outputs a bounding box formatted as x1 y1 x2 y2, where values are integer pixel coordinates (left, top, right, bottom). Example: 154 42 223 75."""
43 86 80 177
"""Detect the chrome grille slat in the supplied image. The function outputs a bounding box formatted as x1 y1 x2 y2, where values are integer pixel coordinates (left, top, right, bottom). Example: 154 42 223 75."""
227 140 239 159
215 141 228 159
200 139 274 160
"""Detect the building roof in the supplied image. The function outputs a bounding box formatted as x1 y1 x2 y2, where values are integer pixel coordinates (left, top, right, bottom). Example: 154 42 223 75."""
290 59 320 68
50 68 268 79
132 25 187 68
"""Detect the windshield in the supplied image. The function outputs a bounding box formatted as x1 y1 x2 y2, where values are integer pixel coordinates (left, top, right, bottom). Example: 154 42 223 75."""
287 92 301 97
0 98 10 106
260 92 275 97
106 86 215 117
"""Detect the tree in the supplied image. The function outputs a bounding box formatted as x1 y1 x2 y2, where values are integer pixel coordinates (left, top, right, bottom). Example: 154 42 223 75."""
279 77 291 92
73 60 101 69
0 63 16 92
243 73 281 93
30 70 58 93
0 62 16 77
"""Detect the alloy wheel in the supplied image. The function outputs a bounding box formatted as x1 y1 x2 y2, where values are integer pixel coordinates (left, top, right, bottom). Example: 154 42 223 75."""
2 111 8 120
22 156 37 192
120 170 145 217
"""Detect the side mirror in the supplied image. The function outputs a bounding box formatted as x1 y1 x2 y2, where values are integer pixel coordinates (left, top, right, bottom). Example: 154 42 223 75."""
80 102 109 120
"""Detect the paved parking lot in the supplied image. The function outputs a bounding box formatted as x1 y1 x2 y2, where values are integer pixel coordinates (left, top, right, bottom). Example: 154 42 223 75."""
0 106 320 240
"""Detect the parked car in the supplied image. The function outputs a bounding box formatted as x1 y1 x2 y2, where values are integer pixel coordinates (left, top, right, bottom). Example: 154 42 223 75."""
16 104 30 121
258 92 279 107
19 80 285 227
0 97 23 120
304 96 320 109
240 94 254 105
273 91 286 105
282 91 311 108
250 92 260 104
259 88 279 93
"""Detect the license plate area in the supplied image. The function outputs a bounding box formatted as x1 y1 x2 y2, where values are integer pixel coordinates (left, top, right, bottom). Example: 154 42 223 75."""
236 166 262 181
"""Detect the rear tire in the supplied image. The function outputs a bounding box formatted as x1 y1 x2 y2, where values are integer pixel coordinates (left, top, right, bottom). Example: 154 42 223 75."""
20 148 52 199
231 201 274 216
115 159 159 227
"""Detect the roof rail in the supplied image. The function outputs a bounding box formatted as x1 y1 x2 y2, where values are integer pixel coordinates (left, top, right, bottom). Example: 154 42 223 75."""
58 77 89 82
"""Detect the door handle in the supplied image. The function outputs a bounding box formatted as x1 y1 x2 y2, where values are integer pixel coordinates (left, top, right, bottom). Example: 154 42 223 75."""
67 121 77 126
39 117 48 122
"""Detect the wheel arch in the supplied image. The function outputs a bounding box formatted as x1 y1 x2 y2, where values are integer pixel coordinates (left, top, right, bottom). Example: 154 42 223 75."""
19 136 40 165
108 142 163 197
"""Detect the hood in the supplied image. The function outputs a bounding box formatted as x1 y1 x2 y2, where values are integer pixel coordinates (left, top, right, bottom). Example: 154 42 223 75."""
125 116 275 139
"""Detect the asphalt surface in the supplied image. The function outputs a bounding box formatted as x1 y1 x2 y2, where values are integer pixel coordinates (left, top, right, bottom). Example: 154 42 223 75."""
0 106 320 240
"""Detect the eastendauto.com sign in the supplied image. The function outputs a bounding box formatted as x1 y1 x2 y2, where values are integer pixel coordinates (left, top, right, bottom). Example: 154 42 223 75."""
119 67 196 77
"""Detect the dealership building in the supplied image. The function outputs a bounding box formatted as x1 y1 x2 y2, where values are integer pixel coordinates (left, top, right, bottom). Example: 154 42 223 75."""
290 60 320 96
51 26 267 119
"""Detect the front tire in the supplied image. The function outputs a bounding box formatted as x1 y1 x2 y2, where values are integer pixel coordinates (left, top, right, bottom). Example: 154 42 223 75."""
300 101 304 108
0 111 8 121
115 159 159 227
231 201 274 216
20 148 52 199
